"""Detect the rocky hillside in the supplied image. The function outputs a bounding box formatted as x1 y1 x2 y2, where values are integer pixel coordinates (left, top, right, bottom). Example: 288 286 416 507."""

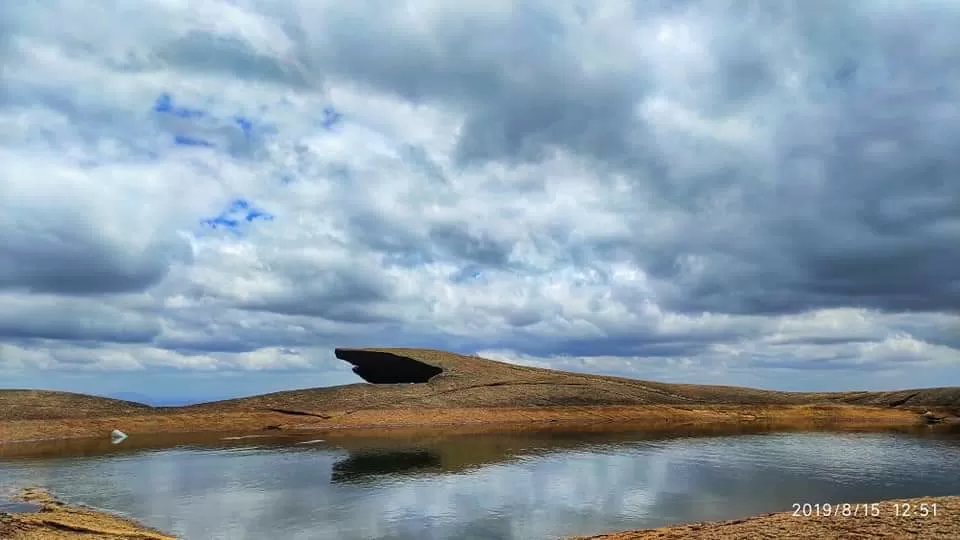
182 348 960 414
2 348 958 421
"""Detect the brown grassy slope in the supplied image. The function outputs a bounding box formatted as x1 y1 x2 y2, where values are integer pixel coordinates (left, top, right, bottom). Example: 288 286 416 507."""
180 348 960 413
0 391 152 421
2 348 959 425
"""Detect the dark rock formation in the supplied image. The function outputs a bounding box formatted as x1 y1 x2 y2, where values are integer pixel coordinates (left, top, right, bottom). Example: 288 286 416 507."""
335 348 443 384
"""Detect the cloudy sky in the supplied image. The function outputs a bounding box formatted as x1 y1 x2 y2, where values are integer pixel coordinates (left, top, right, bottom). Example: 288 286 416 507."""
1 0 958 404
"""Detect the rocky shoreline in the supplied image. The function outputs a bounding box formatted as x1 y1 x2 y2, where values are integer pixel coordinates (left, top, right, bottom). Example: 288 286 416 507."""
0 488 174 540
0 402 950 450
3 488 957 540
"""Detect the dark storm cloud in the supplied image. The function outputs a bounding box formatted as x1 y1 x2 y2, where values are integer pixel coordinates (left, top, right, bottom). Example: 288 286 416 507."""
152 315 346 354
235 264 395 323
427 223 513 266
4 0 957 318
0 307 160 344
506 334 730 360
155 32 311 87
545 338 715 359
745 356 889 372
0 229 192 295
241 302 392 324
339 209 433 267
401 144 449 185
307 2 653 173
275 0 960 316
766 336 877 347
338 210 515 272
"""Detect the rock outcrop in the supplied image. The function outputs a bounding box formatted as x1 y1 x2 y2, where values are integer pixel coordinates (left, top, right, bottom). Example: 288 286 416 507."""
337 349 443 384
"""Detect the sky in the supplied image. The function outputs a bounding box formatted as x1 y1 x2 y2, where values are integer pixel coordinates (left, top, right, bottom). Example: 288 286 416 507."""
1 0 958 404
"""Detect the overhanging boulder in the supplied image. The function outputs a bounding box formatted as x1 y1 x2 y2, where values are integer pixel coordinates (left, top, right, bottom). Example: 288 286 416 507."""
335 348 443 384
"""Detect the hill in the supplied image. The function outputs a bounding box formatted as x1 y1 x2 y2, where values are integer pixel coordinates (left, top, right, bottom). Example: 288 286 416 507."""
0 390 152 421
3 348 960 423
181 348 960 413
1 348 958 444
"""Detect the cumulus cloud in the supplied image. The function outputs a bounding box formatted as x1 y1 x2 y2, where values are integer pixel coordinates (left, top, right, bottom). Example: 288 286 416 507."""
0 0 957 399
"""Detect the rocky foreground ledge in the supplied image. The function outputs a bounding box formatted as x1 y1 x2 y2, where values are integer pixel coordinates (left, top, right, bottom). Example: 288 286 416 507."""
0 488 174 540
2 488 958 540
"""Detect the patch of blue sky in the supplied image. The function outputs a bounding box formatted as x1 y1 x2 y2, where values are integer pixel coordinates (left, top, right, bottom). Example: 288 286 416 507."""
153 93 269 155
233 116 254 138
173 135 215 148
154 93 348 183
320 105 343 130
229 199 250 211
153 93 206 119
201 198 274 233
244 209 272 222
201 216 241 231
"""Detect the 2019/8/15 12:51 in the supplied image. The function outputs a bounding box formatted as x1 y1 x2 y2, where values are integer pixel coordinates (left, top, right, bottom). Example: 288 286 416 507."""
792 502 939 518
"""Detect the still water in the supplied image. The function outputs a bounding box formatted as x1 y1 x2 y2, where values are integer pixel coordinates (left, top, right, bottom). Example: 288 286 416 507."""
1 429 959 539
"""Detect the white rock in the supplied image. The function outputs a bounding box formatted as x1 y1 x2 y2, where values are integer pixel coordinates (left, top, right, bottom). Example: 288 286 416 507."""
110 429 128 444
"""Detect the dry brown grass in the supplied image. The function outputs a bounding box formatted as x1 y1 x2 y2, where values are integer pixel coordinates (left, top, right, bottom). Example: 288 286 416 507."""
0 391 152 422
574 496 960 539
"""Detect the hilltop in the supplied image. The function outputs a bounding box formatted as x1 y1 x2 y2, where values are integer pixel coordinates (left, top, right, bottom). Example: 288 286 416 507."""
164 347 960 413
0 390 152 421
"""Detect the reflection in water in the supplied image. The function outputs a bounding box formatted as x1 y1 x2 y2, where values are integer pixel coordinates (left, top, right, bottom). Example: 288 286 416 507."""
0 431 304 460
332 450 443 484
0 430 959 540
0 501 42 513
